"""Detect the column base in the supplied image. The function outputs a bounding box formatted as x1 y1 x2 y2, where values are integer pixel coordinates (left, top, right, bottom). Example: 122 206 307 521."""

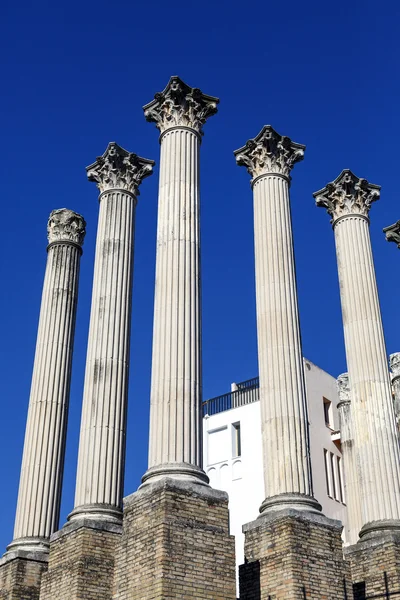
346 524 400 599
239 508 352 599
67 503 123 525
39 519 122 600
0 550 47 600
259 492 322 515
113 476 236 599
140 461 209 487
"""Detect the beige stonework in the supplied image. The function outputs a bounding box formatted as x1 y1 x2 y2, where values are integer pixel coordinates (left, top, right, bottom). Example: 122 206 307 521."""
113 479 236 600
347 533 400 599
0 557 47 600
39 522 120 600
240 510 353 600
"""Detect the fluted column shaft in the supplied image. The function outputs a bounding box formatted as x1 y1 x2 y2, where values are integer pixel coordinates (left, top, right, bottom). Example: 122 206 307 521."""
253 174 313 502
73 191 135 517
148 128 202 470
142 76 218 484
9 210 85 555
72 142 153 521
235 125 319 513
334 215 400 525
337 374 362 545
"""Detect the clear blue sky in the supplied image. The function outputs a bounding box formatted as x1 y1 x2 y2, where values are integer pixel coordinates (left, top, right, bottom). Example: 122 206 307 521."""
0 0 398 551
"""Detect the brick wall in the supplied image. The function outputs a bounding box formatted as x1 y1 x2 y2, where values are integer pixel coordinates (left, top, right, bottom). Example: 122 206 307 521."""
39 523 120 600
347 533 400 599
113 478 237 600
0 557 47 600
240 510 353 600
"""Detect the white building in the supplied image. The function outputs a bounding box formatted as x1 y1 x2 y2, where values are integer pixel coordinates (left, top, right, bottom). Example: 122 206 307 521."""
202 358 347 577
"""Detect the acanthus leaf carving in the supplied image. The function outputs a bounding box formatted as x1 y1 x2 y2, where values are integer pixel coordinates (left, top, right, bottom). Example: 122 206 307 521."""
143 76 219 135
47 208 86 246
384 221 400 249
314 170 380 222
87 142 154 195
337 373 351 404
234 125 305 180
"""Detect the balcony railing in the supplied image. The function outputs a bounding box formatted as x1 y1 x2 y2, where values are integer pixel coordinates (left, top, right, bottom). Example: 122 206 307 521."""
203 376 260 416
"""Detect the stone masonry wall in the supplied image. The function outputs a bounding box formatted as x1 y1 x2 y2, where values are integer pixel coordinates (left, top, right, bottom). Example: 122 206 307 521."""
0 557 47 600
39 523 120 600
347 533 400 599
240 509 353 600
113 478 237 600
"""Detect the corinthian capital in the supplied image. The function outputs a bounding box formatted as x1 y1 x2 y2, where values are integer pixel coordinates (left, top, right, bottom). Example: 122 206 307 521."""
314 170 380 223
234 125 305 180
384 221 400 248
390 353 400 380
47 208 86 246
143 76 219 135
337 373 350 404
87 142 154 195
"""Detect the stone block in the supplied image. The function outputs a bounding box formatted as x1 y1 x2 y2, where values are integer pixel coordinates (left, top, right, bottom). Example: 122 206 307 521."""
239 509 353 600
113 477 237 600
0 554 47 600
39 520 121 600
346 530 400 599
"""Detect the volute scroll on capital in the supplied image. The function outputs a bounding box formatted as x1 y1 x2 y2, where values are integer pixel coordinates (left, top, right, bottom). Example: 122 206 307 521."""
47 208 86 247
143 76 219 136
314 169 380 223
86 142 155 195
234 125 305 181
383 221 400 249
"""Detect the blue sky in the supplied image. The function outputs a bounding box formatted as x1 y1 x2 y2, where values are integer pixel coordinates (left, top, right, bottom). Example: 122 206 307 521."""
0 0 399 551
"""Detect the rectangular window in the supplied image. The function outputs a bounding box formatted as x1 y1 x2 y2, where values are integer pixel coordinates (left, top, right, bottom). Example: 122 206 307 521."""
330 452 337 500
337 456 345 504
324 449 332 497
323 397 332 427
232 422 241 457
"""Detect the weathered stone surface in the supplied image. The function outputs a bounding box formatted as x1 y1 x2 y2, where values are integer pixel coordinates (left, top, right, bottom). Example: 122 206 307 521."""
347 532 400 599
315 171 400 532
143 78 218 484
240 510 353 600
113 478 236 599
337 373 362 545
72 143 153 524
4 209 85 561
235 126 319 514
0 556 47 600
39 523 120 600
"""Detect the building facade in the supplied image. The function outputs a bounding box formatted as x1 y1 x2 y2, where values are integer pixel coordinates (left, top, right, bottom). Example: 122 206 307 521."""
203 358 348 576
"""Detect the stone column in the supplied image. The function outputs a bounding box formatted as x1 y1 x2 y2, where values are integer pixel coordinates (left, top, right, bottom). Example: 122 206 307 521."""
112 78 236 600
389 353 400 436
235 128 351 600
315 171 400 597
0 209 85 599
141 76 219 485
384 220 400 248
8 209 86 555
234 125 319 514
315 170 400 535
337 373 362 546
70 142 154 523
